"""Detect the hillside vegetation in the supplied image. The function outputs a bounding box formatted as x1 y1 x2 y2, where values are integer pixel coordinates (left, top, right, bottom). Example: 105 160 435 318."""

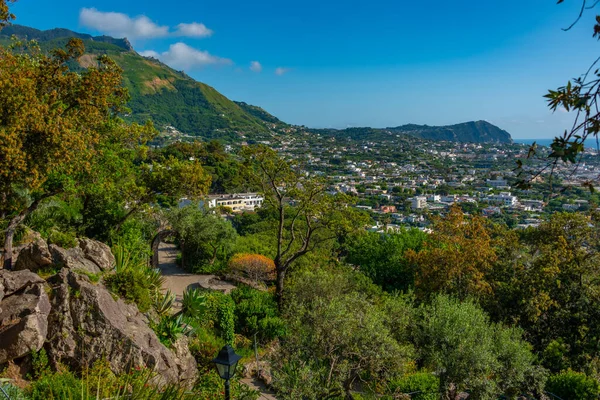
0 24 271 140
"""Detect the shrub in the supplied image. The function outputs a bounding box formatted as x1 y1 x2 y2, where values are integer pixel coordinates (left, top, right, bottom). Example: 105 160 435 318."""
152 314 193 347
189 327 225 370
231 286 286 342
104 269 152 312
0 381 27 400
104 244 162 313
195 370 259 400
546 370 600 400
46 228 78 248
202 291 236 343
228 253 276 283
218 296 236 345
27 360 192 399
390 372 440 400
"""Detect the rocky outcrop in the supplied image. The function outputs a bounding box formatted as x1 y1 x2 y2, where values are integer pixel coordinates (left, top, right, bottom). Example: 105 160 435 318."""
13 238 53 272
78 239 115 271
46 269 197 387
49 245 101 274
13 237 114 274
0 270 51 364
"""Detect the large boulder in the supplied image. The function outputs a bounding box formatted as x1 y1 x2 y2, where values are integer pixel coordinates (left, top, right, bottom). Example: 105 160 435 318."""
13 237 114 275
46 269 197 387
13 239 53 272
0 270 50 364
78 239 115 271
49 245 101 274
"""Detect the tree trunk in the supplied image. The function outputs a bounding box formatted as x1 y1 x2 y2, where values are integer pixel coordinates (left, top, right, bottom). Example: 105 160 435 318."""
2 213 30 270
275 267 286 310
2 215 23 270
209 245 218 265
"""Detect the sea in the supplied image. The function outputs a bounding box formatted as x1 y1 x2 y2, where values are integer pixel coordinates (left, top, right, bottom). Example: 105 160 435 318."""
513 139 555 147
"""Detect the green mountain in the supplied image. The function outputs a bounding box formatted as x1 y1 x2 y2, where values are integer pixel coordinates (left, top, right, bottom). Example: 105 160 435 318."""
0 24 271 141
312 120 512 144
387 121 512 144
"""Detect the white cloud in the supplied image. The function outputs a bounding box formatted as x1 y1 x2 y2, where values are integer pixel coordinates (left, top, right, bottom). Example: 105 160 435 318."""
79 8 214 41
174 22 213 38
142 42 231 70
79 8 169 40
275 67 290 76
250 61 262 73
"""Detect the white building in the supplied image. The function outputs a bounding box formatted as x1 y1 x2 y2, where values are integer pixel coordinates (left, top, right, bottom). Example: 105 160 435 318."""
487 192 517 207
410 196 427 210
207 193 264 212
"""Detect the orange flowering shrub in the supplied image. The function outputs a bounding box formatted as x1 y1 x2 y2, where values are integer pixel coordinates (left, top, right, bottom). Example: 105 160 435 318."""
228 253 276 282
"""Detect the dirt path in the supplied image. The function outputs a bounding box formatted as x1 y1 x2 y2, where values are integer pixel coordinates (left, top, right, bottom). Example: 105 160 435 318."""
157 242 236 305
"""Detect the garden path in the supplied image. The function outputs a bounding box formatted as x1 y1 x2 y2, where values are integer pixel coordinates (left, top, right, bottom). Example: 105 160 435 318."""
157 242 278 399
157 242 236 306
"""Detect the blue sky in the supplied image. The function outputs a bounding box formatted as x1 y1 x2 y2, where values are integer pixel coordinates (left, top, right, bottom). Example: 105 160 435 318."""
7 0 600 138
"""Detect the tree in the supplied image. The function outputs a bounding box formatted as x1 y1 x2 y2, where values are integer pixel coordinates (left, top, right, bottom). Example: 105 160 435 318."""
406 205 497 301
241 145 367 306
228 253 276 283
273 268 415 399
489 212 600 372
167 205 237 272
415 294 542 400
344 229 426 292
0 0 15 28
0 38 132 269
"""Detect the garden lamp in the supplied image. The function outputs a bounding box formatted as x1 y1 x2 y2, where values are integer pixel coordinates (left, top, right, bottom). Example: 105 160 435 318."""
212 345 242 400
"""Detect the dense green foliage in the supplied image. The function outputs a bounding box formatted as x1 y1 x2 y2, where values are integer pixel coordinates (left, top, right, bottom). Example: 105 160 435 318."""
231 286 286 343
345 229 426 291
545 370 600 400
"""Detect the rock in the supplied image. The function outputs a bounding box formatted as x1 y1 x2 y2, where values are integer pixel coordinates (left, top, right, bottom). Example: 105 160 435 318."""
49 245 101 275
224 274 267 291
11 235 114 275
0 270 50 364
0 270 46 297
13 239 53 272
78 239 115 271
46 269 197 388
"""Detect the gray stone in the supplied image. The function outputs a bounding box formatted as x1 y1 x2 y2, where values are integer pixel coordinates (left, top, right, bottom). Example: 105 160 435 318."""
0 271 50 364
78 239 115 271
49 245 101 275
13 239 53 272
47 269 197 388
0 270 46 297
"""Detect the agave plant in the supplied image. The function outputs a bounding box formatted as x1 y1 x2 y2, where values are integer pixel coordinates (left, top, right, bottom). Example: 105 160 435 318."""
112 243 134 273
147 267 166 295
155 314 194 346
180 288 206 319
154 290 175 317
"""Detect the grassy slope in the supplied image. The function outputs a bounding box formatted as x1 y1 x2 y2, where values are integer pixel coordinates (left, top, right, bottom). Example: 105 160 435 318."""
0 27 270 140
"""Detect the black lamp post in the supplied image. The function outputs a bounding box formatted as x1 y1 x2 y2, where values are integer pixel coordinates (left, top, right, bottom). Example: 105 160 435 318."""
212 344 242 400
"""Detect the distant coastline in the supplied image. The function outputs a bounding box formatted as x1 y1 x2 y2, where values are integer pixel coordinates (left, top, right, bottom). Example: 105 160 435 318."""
513 139 555 147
